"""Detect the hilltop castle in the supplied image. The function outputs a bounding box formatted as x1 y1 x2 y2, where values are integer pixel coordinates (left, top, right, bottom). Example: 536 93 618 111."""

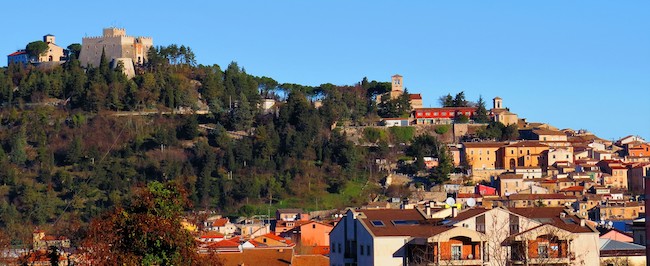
79 28 153 78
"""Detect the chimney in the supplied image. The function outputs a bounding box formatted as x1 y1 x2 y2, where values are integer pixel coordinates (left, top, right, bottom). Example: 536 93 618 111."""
452 207 458 218
580 219 586 227
401 199 409 209
560 212 566 218
425 204 431 217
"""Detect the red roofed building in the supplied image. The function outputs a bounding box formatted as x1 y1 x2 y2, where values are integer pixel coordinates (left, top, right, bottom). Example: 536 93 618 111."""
7 50 29 65
409 94 423 109
413 107 477 125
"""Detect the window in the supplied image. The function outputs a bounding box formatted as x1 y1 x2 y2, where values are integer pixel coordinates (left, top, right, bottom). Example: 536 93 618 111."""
371 220 385 227
367 245 371 256
538 244 549 258
312 224 316 229
511 150 514 155
451 245 462 260
360 245 364 255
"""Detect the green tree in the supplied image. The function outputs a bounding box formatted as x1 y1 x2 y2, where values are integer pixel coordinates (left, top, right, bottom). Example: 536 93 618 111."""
67 43 82 59
439 93 454 107
473 95 490 123
25 41 49 61
453 91 468 107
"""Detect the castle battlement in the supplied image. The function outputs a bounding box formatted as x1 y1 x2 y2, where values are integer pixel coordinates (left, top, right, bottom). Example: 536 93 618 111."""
79 27 154 78
82 35 153 40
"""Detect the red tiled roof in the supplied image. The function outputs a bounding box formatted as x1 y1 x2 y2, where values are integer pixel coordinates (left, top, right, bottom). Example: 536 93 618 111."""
207 238 240 248
448 208 489 222
200 231 225 239
560 186 584 192
409 94 422 100
8 50 26 57
507 207 595 233
457 193 482 198
212 218 229 227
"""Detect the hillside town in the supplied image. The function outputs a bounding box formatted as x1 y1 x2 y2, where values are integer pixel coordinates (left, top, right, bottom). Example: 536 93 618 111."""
1 28 648 266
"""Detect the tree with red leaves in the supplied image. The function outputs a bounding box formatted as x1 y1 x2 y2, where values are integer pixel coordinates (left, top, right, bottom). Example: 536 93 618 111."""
82 181 221 265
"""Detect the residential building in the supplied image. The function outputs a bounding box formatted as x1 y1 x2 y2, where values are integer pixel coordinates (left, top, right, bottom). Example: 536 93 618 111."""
492 193 578 208
461 142 506 171
329 208 422 266
599 239 646 266
597 160 629 189
627 143 650 157
503 141 549 170
505 207 600 266
592 201 645 221
497 173 526 196
32 230 70 250
7 50 28 65
280 221 333 255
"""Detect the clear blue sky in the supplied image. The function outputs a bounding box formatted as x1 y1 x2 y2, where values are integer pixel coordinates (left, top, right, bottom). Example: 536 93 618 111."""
2 1 649 141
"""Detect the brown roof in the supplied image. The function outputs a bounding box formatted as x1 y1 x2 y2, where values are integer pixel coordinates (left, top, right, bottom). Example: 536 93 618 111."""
292 255 329 266
505 141 548 148
409 94 422 100
499 173 524 180
448 208 489 222
462 142 507 148
559 186 584 192
217 248 293 266
357 209 452 237
507 207 595 233
532 128 567 136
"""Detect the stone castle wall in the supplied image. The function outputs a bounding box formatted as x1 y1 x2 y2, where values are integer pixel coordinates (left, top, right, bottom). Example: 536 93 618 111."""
79 28 153 69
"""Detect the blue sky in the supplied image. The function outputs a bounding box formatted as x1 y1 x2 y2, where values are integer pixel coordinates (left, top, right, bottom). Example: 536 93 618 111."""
2 1 649 141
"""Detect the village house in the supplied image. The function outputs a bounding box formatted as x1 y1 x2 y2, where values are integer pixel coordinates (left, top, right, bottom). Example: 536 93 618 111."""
461 142 506 171
503 141 549 170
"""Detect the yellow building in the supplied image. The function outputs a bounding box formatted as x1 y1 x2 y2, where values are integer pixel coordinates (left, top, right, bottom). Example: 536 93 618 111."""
461 142 507 170
503 141 549 170
38 34 65 63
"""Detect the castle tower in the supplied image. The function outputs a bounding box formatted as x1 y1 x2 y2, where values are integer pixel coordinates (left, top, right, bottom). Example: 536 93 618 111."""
493 97 503 109
103 27 126 37
391 74 403 93
43 34 55 44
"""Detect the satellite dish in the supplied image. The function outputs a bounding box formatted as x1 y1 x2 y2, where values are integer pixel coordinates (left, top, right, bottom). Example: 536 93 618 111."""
445 197 456 206
599 220 605 225
608 221 613 227
467 198 477 207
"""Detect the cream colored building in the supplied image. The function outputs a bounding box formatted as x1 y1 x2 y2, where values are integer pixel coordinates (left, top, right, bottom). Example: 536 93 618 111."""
490 97 518 125
38 34 65 63
79 28 153 78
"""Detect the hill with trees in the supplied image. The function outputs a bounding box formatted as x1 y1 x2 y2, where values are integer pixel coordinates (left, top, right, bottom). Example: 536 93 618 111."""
1 46 448 246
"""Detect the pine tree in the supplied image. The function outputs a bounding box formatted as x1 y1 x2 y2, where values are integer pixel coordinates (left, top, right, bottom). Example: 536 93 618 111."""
473 95 490 123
